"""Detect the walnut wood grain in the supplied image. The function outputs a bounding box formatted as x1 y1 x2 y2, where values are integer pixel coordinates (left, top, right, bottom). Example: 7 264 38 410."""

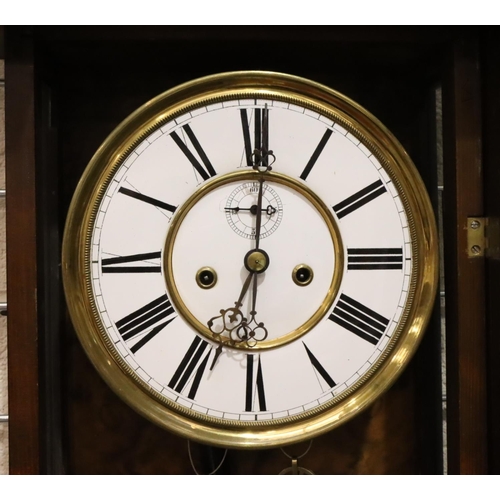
481 27 500 474
442 38 488 474
5 27 40 474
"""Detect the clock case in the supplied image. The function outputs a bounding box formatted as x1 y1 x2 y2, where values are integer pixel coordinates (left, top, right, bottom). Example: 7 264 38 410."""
3 26 498 474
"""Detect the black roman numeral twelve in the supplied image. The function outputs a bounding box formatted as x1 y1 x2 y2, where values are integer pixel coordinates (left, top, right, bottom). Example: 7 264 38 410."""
240 109 254 167
240 108 271 167
329 294 389 345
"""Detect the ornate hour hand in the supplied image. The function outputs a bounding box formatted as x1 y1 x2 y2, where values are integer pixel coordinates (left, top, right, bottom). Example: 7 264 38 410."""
244 271 268 348
207 249 271 370
208 270 255 370
233 159 271 347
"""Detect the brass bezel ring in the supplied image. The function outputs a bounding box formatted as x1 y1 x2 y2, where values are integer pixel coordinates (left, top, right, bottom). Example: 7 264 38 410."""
62 71 439 449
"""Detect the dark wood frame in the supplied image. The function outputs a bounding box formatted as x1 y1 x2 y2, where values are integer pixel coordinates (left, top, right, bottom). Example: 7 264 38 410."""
442 38 488 474
5 26 40 474
3 26 497 474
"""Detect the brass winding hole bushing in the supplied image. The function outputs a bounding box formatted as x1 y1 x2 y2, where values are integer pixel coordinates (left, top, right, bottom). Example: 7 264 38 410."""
292 264 314 286
196 267 218 289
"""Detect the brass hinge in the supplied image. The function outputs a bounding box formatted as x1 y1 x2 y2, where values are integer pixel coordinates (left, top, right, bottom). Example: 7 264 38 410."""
467 217 500 259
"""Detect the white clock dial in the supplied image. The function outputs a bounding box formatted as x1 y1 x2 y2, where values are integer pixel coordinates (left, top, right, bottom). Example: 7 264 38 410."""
63 72 438 448
92 98 409 417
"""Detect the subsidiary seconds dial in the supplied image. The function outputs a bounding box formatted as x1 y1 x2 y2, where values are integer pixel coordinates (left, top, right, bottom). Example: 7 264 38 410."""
224 181 283 239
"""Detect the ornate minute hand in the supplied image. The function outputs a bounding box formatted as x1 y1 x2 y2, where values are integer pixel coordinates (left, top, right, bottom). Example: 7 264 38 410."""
254 105 271 248
208 106 273 368
242 105 272 345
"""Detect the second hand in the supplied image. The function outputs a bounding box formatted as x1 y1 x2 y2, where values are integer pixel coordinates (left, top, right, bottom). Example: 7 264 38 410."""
225 205 277 216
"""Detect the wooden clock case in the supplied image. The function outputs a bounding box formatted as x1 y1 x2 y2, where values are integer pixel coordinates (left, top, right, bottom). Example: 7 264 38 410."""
3 26 499 474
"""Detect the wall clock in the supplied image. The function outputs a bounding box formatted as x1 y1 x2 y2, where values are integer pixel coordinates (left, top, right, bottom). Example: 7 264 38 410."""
62 71 438 449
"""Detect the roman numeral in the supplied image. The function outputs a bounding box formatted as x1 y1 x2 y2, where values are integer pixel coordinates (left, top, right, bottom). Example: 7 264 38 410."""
333 179 387 219
347 248 403 270
240 107 271 167
300 128 333 180
116 294 176 353
118 187 176 213
168 336 210 400
329 293 389 345
240 109 254 166
245 354 267 412
102 251 161 273
303 343 336 388
254 108 263 155
170 124 217 181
